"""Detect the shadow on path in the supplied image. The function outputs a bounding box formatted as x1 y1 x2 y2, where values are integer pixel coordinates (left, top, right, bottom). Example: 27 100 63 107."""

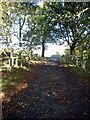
2 61 89 119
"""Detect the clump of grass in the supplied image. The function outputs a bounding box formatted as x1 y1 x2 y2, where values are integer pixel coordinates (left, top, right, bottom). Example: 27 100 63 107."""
68 64 89 83
2 67 32 91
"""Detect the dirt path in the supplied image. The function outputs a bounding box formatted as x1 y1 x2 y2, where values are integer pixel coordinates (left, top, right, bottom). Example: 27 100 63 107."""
2 61 89 119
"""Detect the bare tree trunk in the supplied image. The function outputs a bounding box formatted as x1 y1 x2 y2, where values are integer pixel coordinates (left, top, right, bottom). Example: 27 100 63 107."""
8 28 14 68
19 18 22 67
41 39 45 57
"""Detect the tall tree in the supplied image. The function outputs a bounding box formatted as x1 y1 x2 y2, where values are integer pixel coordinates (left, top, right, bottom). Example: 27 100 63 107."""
1 2 15 67
34 3 56 57
47 2 90 55
10 2 36 65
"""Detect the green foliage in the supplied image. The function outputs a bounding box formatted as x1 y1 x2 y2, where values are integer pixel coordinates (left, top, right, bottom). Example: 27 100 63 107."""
48 2 90 55
60 57 66 64
68 64 89 83
86 51 90 71
1 2 90 69
33 56 44 61
2 67 30 91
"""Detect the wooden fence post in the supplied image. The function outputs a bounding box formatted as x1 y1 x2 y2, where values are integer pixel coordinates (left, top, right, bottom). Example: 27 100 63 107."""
15 58 18 67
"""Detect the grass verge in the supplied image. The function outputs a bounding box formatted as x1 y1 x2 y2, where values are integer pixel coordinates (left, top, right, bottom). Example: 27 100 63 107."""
2 66 32 92
68 64 89 84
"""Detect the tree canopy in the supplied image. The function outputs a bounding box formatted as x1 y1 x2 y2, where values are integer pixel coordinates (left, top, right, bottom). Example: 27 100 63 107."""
0 1 90 68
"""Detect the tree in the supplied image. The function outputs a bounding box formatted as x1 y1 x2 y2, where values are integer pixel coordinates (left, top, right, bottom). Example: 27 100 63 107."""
1 2 15 67
23 3 56 57
47 2 90 55
9 2 37 65
32 3 56 57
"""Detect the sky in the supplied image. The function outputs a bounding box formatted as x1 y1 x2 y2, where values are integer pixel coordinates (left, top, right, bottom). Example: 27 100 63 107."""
11 35 69 57
34 1 67 57
33 42 69 57
2 1 69 57
10 18 69 57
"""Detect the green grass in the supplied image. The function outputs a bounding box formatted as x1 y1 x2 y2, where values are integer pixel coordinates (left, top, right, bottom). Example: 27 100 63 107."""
1 66 32 91
68 64 89 83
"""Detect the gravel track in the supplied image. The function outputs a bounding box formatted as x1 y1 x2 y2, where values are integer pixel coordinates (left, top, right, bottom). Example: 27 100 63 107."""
2 61 89 119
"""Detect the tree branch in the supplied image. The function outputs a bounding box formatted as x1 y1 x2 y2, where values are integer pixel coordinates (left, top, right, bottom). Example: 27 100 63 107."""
21 16 26 28
59 24 70 45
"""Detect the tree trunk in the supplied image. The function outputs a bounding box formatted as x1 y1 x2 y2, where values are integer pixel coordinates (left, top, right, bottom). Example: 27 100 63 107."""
41 39 45 57
19 18 22 67
10 48 14 67
9 30 13 68
70 46 73 55
19 18 21 46
70 46 75 64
